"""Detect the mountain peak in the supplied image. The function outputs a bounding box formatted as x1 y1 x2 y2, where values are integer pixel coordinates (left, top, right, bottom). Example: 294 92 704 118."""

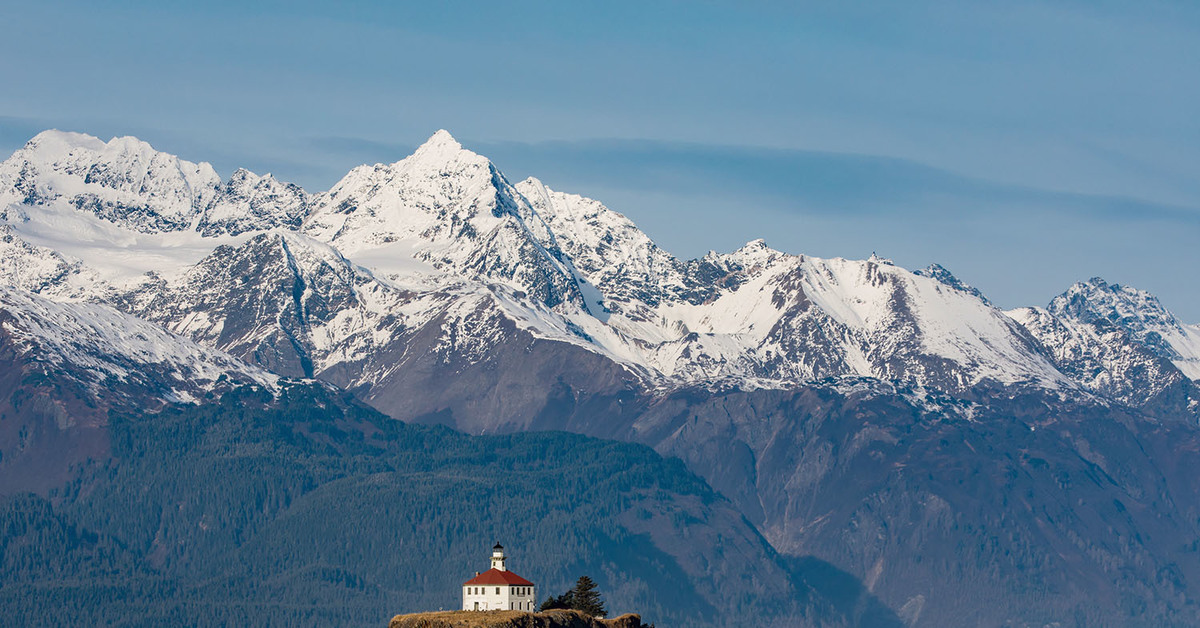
413 129 464 156
738 238 769 251
13 129 216 179
2 129 221 234
1050 277 1167 324
1046 277 1200 380
392 129 494 176
24 129 107 155
731 238 783 260
21 130 199 171
914 263 990 304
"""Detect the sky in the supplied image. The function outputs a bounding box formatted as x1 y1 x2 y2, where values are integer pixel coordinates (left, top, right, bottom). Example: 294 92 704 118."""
1 1 1198 319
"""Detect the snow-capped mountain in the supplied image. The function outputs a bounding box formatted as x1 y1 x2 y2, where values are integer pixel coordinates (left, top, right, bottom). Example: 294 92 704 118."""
1004 278 1200 410
515 176 1069 392
1008 305 1188 408
2 129 1195 406
0 131 309 302
5 128 1200 628
0 130 219 233
1047 278 1200 380
303 130 588 311
198 168 309 237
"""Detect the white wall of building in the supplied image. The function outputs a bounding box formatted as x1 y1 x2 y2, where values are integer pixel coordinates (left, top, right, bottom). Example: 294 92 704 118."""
461 584 537 611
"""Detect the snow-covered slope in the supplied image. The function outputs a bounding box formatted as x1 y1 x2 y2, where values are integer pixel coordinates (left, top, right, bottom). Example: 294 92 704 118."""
198 168 309 236
125 229 407 379
0 130 220 233
1046 278 1200 381
0 287 275 404
609 242 1066 390
1008 305 1186 407
1 128 1195 407
303 131 586 311
513 178 1068 392
516 176 704 315
0 131 306 294
0 225 96 297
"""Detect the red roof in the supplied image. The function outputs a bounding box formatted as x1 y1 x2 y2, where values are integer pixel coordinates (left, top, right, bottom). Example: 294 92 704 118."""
463 568 534 586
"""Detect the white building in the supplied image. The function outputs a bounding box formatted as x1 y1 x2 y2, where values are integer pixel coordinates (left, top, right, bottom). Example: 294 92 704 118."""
462 543 537 611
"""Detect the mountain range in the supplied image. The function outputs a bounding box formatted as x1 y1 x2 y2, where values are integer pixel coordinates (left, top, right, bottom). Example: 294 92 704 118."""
3 129 1200 626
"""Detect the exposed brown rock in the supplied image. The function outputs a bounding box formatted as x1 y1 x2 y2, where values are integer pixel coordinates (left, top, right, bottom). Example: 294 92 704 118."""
387 609 644 628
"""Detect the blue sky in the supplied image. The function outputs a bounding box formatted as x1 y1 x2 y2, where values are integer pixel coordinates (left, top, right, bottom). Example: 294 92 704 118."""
2 1 1198 319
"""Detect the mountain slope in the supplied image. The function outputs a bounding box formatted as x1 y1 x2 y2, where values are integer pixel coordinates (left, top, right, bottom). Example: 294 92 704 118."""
0 286 274 401
0 286 274 494
620 384 1200 627
1008 306 1192 410
0 130 219 233
303 131 588 312
1046 278 1200 380
0 384 901 628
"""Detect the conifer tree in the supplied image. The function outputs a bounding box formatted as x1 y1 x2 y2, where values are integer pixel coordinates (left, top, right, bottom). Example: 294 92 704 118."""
539 591 572 611
571 575 606 618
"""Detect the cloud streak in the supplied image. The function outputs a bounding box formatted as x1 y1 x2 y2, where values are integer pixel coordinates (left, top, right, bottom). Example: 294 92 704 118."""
471 138 1200 225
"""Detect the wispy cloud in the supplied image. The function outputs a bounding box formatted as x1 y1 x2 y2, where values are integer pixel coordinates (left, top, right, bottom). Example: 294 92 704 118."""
305 136 416 165
472 137 1200 225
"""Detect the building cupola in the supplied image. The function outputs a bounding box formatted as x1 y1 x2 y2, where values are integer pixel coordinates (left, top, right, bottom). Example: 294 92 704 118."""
491 542 507 571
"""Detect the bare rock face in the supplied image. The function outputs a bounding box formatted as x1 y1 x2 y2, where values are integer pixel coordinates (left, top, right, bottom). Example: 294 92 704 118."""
388 610 644 628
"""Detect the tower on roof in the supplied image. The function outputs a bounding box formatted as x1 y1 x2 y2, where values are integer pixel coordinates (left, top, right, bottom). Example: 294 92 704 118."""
463 543 536 612
492 543 506 571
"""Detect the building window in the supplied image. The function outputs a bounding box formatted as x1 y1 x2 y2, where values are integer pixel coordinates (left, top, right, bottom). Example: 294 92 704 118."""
496 587 500 595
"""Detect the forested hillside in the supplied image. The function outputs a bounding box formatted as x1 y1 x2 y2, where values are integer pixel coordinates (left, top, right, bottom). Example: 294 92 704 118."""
0 383 899 628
